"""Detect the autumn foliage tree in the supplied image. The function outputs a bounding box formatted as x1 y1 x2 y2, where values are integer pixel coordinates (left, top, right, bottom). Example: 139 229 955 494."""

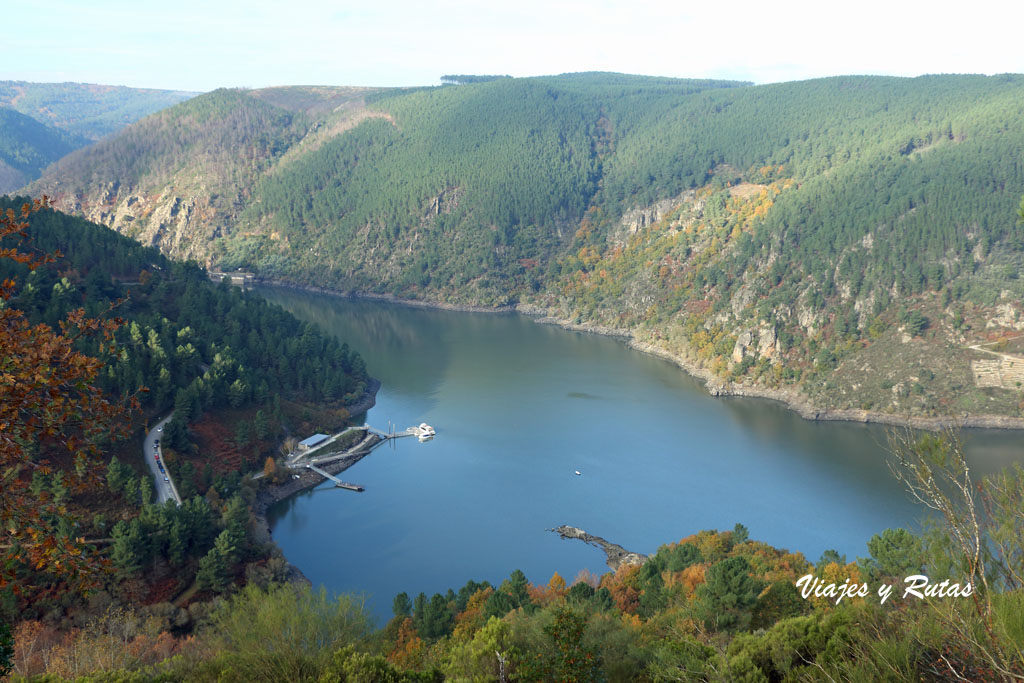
0 198 136 592
516 606 604 683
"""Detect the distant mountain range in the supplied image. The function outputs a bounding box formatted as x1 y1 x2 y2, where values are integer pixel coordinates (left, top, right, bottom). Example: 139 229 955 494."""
0 81 195 191
20 72 1024 422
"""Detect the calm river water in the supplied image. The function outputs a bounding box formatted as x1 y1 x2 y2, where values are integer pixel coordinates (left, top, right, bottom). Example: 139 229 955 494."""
261 288 1023 622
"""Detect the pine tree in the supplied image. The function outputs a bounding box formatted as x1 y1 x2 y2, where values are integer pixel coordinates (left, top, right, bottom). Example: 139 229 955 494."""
140 475 154 506
253 409 269 440
110 520 142 579
197 530 235 592
393 591 412 618
228 378 247 408
0 619 12 680
168 518 187 568
122 477 139 506
221 496 248 563
694 556 763 631
106 456 126 494
234 420 251 448
184 495 216 552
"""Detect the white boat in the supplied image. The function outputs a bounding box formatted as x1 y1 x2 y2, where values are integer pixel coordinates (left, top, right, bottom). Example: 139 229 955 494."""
575 470 581 476
413 422 436 440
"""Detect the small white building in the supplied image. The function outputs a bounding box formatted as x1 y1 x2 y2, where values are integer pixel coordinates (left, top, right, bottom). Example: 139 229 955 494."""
298 434 330 452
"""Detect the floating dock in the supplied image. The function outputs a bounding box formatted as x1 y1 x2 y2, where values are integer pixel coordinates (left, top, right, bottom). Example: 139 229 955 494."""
306 462 365 492
365 422 435 440
286 422 436 493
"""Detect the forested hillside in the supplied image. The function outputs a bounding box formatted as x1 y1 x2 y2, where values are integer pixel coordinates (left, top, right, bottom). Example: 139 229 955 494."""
0 198 370 462
0 80 195 141
0 200 371 625
0 80 196 193
0 108 80 192
26 73 1024 421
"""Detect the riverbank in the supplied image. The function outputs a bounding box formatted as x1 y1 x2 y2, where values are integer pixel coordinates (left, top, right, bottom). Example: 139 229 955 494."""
248 361 380 586
526 311 1024 432
251 430 384 585
256 278 517 314
257 280 1024 430
345 377 381 418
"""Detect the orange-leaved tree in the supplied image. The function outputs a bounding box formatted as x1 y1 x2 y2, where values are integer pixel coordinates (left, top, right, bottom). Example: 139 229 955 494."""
1 198 137 592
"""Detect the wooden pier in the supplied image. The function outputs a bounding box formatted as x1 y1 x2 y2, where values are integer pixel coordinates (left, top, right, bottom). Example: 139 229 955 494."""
364 424 417 439
289 422 432 466
284 422 435 493
305 463 365 492
307 433 378 466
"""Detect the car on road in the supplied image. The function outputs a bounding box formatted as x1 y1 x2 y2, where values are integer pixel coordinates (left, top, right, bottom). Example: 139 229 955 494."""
164 476 169 482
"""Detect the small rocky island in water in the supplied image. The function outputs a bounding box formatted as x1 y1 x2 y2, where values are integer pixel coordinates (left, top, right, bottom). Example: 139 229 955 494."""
551 525 647 571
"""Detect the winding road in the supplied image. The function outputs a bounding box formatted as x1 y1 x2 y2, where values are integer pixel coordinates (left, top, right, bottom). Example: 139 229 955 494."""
144 414 182 506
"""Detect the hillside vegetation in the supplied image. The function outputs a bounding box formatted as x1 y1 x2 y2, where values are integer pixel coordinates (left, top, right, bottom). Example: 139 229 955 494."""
0 81 196 192
0 80 196 141
11 432 1024 681
0 108 80 192
26 73 1024 421
0 201 371 627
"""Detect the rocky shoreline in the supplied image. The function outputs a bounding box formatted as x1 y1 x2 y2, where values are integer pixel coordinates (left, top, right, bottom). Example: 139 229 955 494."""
251 376 384 584
345 377 381 418
252 435 383 583
550 525 647 572
256 280 1024 430
528 312 1024 432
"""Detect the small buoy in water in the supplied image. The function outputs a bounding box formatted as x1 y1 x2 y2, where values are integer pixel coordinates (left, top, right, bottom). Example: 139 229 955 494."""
574 470 581 476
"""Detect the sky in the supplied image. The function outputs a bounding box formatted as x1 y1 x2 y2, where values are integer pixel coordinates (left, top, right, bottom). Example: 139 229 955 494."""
3 0 1023 92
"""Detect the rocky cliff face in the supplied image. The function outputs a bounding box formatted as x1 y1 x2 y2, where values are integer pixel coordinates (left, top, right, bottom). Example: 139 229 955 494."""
48 185 225 265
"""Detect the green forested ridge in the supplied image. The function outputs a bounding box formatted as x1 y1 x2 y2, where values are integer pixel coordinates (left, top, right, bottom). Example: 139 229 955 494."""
25 72 1024 418
0 80 196 141
0 108 81 192
0 198 369 475
244 74 752 297
0 200 372 634
43 88 303 189
0 80 195 193
440 74 513 84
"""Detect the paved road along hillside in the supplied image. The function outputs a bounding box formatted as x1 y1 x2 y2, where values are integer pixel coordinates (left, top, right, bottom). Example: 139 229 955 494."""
144 415 181 505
